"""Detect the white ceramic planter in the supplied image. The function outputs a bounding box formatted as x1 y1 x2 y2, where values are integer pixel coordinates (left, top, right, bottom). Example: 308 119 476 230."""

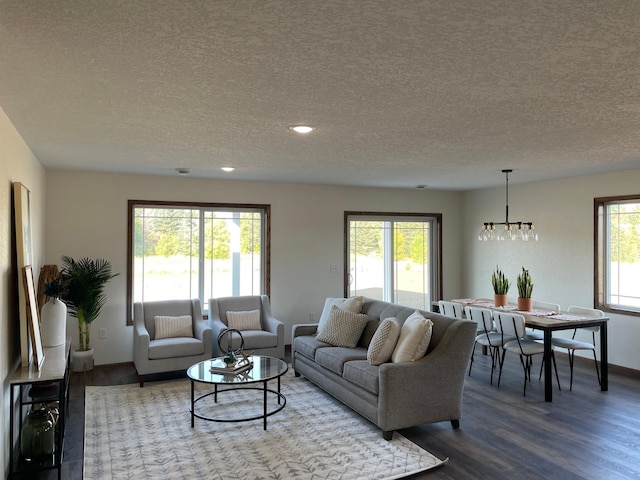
72 348 94 372
40 298 67 347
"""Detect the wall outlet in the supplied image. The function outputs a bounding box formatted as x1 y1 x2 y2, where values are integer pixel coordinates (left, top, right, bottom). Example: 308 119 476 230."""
99 328 107 339
330 264 338 273
309 312 315 321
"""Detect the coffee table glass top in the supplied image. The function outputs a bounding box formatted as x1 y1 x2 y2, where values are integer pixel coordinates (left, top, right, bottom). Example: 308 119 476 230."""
187 355 288 385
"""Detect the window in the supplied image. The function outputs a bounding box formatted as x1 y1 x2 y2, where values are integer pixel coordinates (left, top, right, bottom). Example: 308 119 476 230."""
595 195 640 316
127 201 270 324
345 212 442 311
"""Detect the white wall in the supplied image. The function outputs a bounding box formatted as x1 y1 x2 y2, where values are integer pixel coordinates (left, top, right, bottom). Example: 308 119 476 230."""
44 171 464 366
0 108 46 480
463 169 640 370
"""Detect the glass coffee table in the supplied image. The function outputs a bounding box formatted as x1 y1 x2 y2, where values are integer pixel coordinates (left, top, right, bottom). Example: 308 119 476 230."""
187 355 288 430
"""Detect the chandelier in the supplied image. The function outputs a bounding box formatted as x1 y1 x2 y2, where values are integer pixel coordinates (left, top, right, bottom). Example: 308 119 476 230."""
478 169 538 241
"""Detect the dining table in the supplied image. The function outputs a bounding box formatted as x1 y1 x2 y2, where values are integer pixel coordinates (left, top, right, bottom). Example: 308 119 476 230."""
436 299 609 402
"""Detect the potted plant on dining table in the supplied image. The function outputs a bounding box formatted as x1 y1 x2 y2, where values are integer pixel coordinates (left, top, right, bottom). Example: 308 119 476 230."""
491 266 511 307
516 267 534 311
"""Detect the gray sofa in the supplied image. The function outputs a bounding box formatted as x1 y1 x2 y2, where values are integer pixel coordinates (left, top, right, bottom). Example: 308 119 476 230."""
292 297 477 440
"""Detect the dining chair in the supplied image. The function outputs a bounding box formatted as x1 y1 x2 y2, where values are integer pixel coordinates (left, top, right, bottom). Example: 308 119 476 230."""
438 300 465 320
494 311 561 396
465 306 507 385
550 305 603 391
524 300 561 341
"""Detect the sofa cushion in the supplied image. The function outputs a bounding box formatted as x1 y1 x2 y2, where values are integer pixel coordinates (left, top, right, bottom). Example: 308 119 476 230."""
154 315 193 339
226 309 262 331
315 347 368 375
293 335 331 361
148 337 204 360
316 305 369 348
367 317 401 365
318 296 364 331
343 360 380 395
391 310 433 362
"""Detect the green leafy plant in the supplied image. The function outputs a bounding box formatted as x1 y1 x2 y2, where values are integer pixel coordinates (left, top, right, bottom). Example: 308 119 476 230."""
491 266 511 295
517 267 534 298
44 278 66 300
60 256 118 351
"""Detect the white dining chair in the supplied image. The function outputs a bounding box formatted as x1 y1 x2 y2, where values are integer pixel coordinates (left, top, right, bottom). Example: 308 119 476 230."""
465 306 506 385
438 300 465 320
494 311 561 396
524 300 561 341
550 305 603 391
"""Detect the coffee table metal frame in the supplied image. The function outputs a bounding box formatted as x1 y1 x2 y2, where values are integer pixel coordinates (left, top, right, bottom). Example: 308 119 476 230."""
187 355 287 430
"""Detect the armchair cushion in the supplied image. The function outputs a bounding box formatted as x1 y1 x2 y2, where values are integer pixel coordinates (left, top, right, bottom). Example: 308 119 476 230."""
148 337 205 360
154 315 193 339
227 309 262 331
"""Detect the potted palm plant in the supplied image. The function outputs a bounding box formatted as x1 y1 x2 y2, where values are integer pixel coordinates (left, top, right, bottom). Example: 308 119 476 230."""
491 266 511 307
516 267 534 311
60 256 118 372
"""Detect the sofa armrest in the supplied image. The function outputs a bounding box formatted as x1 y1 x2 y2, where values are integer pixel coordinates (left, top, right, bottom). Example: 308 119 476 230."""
292 323 318 338
377 319 476 432
263 314 284 337
192 317 209 340
133 318 151 368
193 317 213 354
209 318 227 344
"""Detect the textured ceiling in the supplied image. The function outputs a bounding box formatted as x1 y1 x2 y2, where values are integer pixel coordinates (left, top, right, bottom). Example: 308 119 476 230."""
1 0 640 190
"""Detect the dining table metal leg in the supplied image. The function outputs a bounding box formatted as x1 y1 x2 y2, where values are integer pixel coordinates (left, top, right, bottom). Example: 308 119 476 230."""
544 329 553 402
600 322 608 391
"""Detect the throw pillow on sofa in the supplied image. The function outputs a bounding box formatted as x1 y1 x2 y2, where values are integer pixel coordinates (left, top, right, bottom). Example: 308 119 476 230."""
317 296 364 331
154 315 193 339
391 310 433 363
316 304 369 348
367 317 401 365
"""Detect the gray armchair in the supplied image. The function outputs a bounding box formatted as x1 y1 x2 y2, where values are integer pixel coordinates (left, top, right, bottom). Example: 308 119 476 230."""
208 295 285 359
133 299 212 386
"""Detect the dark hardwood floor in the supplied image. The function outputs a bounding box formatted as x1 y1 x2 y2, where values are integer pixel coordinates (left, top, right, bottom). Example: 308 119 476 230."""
26 347 640 479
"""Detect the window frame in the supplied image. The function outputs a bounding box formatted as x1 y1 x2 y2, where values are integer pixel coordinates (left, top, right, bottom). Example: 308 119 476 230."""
127 200 271 325
594 194 640 317
343 211 442 306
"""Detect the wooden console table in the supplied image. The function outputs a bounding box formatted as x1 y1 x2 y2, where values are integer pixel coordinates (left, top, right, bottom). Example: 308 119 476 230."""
9 339 71 480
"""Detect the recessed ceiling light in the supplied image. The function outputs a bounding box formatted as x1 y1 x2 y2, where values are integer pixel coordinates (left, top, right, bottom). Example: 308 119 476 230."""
289 125 316 134
221 167 235 172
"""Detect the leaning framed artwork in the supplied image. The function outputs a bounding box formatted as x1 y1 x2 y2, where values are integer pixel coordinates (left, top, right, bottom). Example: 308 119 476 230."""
23 265 45 369
13 182 34 367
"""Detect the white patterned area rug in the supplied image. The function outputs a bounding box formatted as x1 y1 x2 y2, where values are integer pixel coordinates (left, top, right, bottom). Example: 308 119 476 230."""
84 371 447 479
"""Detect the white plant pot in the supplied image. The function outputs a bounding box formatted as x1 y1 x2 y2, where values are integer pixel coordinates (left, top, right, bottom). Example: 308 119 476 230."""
72 348 94 372
40 298 67 347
